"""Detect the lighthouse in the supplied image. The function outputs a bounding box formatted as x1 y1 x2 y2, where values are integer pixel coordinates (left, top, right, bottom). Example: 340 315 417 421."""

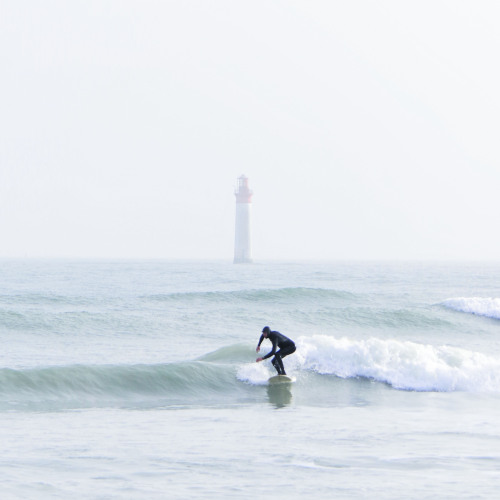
234 175 253 263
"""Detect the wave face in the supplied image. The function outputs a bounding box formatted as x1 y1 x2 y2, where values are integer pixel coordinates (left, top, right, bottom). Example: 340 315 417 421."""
238 336 500 393
441 297 500 320
0 360 244 411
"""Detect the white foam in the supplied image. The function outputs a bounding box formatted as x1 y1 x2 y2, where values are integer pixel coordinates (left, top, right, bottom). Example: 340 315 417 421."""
294 335 500 392
237 362 271 385
442 297 500 320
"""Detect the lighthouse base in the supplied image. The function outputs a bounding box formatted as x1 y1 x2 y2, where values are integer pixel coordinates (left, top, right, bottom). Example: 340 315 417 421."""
233 256 253 264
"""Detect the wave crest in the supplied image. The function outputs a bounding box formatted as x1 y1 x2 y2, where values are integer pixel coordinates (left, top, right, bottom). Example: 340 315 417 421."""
441 297 500 320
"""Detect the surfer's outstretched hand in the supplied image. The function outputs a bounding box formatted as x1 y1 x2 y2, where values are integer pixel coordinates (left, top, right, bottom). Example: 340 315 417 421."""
256 357 263 363
256 346 260 353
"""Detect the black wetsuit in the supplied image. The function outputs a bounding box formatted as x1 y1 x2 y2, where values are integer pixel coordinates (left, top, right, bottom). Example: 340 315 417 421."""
257 330 296 375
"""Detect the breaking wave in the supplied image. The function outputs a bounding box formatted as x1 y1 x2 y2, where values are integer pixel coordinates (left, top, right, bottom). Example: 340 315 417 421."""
4 335 500 412
441 297 500 320
239 335 500 393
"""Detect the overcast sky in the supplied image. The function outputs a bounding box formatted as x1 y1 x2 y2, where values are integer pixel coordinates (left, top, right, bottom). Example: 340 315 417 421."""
1 0 499 260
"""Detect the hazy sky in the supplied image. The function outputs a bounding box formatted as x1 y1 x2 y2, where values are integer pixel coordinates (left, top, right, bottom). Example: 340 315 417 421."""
1 0 499 260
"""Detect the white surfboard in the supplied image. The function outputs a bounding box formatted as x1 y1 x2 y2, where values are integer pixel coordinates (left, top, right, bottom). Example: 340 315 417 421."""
268 375 295 385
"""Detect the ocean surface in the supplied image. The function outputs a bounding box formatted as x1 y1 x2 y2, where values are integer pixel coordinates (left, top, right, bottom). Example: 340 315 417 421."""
1 260 500 499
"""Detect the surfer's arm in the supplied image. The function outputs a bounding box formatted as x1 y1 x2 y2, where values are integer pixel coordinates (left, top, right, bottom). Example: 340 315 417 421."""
261 338 278 360
256 334 265 352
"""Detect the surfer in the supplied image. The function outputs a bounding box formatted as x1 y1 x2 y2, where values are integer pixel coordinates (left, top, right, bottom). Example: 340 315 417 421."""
256 326 296 376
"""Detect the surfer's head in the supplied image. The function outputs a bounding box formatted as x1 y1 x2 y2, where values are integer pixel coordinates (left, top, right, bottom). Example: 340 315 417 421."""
262 326 271 337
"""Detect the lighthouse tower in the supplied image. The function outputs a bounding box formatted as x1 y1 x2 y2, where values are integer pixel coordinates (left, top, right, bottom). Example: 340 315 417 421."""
234 175 253 263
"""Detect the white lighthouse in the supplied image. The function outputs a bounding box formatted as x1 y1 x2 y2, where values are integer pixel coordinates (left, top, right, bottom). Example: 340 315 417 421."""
234 175 253 264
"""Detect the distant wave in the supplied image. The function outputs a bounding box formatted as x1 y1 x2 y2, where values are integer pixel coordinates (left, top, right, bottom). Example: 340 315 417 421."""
145 289 453 330
441 297 500 320
331 306 452 329
145 287 357 303
0 292 97 307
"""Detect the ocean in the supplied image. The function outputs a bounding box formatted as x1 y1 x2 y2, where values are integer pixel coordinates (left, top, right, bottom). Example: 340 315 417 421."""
1 260 499 499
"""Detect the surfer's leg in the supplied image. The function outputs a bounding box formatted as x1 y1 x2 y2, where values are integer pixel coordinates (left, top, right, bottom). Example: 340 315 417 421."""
274 354 285 375
275 344 296 375
279 344 296 359
271 357 282 375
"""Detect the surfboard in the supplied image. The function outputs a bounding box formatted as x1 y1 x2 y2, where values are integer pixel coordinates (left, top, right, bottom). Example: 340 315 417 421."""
268 375 295 385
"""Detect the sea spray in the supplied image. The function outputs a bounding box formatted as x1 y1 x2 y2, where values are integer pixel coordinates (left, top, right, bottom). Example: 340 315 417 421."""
237 362 270 385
